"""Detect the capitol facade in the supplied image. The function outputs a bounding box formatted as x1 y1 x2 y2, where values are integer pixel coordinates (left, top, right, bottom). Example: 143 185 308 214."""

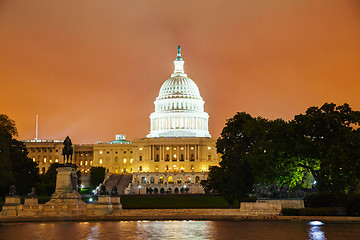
25 46 220 194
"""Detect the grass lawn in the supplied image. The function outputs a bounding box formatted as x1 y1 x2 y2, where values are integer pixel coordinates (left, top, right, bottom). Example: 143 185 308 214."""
120 195 232 209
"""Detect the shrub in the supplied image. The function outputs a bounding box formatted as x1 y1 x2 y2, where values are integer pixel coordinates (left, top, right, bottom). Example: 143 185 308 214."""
344 194 360 216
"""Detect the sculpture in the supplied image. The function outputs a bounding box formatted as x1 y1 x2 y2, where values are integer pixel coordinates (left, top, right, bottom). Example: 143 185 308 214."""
99 184 108 195
62 136 73 164
26 187 37 198
254 183 305 199
8 185 18 196
176 44 182 60
110 186 119 197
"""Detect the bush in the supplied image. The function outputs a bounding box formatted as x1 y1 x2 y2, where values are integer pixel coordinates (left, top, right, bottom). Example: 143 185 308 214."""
242 196 257 202
344 194 360 216
282 207 340 216
281 208 299 216
304 193 343 207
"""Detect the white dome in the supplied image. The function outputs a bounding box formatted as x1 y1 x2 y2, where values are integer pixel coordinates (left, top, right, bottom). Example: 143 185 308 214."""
147 46 211 138
157 76 202 101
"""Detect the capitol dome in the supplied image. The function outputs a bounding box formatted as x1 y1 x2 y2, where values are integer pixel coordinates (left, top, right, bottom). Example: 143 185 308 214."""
147 46 211 138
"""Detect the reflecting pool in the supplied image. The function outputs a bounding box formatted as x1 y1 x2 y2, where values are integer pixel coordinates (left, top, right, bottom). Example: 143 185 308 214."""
0 220 359 240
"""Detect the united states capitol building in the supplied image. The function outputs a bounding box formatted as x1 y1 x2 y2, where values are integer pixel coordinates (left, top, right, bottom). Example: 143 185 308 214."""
24 46 221 194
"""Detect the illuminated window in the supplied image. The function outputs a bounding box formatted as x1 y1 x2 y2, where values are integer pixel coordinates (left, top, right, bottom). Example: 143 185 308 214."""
55 159 58 163
130 158 133 163
33 158 36 162
166 147 170 150
90 161 93 165
85 161 88 165
208 146 211 150
123 159 127 163
191 147 194 150
49 160 52 163
44 158 46 163
173 147 176 150
139 156 142 161
80 161 83 166
139 148 143 151
99 159 103 164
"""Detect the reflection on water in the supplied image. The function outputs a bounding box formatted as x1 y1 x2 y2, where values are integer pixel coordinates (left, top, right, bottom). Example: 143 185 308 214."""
1 220 360 240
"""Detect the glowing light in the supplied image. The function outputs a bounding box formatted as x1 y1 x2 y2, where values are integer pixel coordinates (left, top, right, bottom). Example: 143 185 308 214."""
123 159 127 163
309 221 324 226
99 151 103 154
208 146 211 150
89 198 93 203
139 148 143 151
99 159 103 164
166 147 170 150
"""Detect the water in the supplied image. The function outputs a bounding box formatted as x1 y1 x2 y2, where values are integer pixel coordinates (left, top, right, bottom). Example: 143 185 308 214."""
0 220 359 240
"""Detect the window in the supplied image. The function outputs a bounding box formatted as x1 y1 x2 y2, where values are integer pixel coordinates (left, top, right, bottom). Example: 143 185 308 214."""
99 159 103 164
115 151 118 154
130 158 133 163
208 155 211 161
165 165 169 170
180 154 184 161
165 154 169 161
80 161 83 166
159 177 164 184
172 154 177 161
191 165 194 170
168 176 174 183
139 156 142 161
139 166 142 171
190 154 195 161
56 149 58 152
139 148 143 151
177 178 182 184
130 151 133 153
195 176 200 183
124 151 126 154
141 177 146 183
155 154 159 162
150 177 155 184
123 159 127 163
107 151 109 154
115 157 118 163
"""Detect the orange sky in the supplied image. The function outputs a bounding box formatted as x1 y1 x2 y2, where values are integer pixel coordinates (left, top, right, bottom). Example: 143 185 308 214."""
1 0 360 143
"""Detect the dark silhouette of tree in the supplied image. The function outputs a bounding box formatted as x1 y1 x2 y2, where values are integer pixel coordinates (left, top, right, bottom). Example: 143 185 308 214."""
0 114 39 197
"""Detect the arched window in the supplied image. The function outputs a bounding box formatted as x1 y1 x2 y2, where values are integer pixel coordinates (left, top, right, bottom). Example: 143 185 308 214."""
177 178 182 184
166 154 170 161
150 177 155 184
195 176 200 183
168 176 174 183
190 154 195 161
141 177 146 184
159 177 164 184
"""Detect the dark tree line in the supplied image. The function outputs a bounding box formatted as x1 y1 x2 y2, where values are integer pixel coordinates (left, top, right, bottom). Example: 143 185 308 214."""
0 114 39 197
203 103 360 205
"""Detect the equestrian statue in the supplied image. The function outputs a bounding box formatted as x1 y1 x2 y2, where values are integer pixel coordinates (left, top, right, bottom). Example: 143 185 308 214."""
62 136 73 164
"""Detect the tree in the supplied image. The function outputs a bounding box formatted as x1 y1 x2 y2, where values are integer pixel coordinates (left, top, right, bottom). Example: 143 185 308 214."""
0 114 39 197
90 167 106 188
292 103 360 194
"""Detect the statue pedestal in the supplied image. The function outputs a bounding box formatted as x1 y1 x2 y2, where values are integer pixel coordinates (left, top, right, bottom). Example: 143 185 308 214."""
87 195 112 215
110 196 122 210
24 198 39 205
1 196 21 216
46 166 85 206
